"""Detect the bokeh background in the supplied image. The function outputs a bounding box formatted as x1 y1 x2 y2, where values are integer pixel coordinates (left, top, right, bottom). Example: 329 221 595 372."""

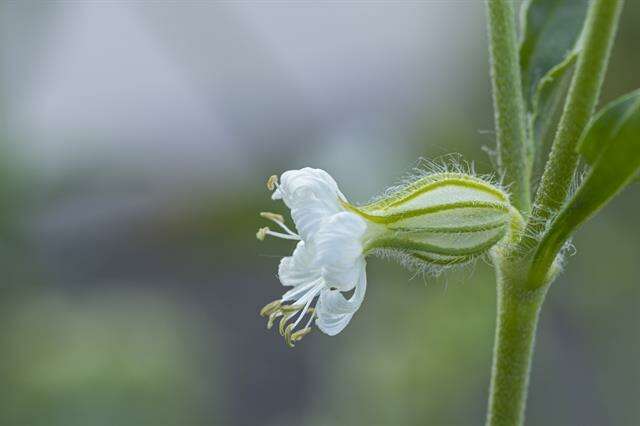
1 1 638 425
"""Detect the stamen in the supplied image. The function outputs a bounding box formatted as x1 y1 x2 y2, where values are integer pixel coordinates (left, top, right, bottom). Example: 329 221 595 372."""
261 301 317 347
279 311 297 335
291 327 312 344
265 229 300 240
260 211 284 223
267 311 283 329
304 309 316 328
266 175 278 191
280 304 303 313
284 323 296 347
260 285 321 347
260 211 299 237
256 227 270 241
260 299 282 317
256 227 300 241
292 291 318 329
281 279 322 302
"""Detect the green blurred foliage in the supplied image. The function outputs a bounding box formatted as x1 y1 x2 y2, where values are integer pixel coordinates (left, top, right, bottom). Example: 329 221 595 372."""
309 264 496 426
0 292 216 426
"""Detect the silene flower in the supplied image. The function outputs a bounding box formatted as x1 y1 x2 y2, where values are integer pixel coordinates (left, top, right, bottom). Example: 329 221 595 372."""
257 165 518 347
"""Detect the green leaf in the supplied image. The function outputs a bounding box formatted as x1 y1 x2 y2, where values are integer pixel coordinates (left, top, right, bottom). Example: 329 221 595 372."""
529 52 577 179
570 89 640 215
519 0 589 181
577 90 640 166
519 0 589 109
534 90 640 273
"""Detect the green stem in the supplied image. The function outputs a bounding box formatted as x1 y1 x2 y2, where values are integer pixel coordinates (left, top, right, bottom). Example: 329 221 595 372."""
520 0 624 249
486 265 548 426
485 0 531 214
484 1 624 425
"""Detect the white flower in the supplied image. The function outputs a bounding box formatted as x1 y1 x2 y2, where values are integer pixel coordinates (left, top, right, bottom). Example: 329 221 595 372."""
258 168 370 346
258 166 518 347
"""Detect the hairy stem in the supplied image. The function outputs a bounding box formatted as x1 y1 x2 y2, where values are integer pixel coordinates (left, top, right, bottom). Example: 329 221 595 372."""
485 0 531 214
485 1 624 424
520 0 624 250
486 265 548 426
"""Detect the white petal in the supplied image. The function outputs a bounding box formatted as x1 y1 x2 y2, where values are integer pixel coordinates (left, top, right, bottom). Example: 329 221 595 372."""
275 168 345 204
313 212 367 290
315 260 367 336
273 168 347 240
317 259 367 315
278 241 319 288
314 311 354 336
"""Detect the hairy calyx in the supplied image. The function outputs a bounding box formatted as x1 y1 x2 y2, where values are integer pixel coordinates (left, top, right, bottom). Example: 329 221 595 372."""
257 166 518 346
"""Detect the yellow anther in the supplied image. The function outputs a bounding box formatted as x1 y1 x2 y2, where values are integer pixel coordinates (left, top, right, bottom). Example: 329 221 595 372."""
260 211 285 223
260 299 282 317
279 311 297 336
267 311 283 329
291 327 312 343
266 175 278 191
261 299 314 346
256 227 270 241
284 323 295 347
280 304 302 313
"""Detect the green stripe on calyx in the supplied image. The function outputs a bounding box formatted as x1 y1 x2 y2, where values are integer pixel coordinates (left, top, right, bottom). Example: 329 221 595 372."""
344 172 515 266
388 218 507 234
345 200 509 224
362 173 508 211
365 228 506 256
408 252 481 266
385 176 507 207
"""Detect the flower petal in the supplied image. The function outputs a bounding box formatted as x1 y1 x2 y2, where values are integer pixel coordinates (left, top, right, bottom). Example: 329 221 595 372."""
313 212 367 291
273 168 347 240
278 241 319 288
315 260 367 336
314 311 354 336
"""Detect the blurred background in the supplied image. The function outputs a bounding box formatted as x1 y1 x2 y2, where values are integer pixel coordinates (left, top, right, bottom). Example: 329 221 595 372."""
0 1 638 425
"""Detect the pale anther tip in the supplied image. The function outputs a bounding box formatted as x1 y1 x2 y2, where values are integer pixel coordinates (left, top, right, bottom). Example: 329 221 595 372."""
266 175 278 191
260 211 284 223
256 227 270 241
